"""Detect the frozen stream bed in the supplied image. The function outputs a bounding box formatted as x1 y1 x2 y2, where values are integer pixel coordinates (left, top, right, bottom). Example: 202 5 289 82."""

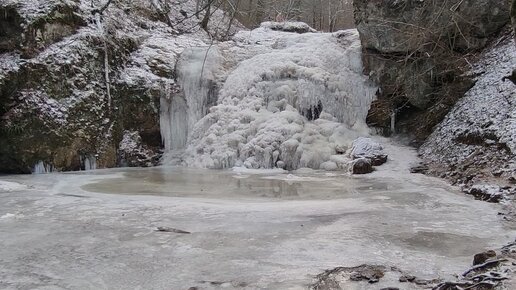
1 147 515 289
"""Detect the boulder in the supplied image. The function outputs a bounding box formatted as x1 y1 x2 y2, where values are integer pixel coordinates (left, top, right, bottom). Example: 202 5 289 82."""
350 137 388 166
350 158 373 175
473 250 497 266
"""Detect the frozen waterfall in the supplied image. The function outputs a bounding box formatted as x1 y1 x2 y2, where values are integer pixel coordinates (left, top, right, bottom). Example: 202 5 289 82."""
33 161 53 174
160 46 221 153
161 24 377 170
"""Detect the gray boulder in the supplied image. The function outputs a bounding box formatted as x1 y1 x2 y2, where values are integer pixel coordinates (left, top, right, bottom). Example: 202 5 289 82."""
350 137 388 166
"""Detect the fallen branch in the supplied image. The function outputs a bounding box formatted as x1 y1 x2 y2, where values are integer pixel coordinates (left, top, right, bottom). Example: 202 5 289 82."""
462 259 507 277
155 226 191 234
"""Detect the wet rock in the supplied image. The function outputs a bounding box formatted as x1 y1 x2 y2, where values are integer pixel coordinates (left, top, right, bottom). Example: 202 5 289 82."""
414 278 430 285
350 158 373 175
473 250 497 265
354 0 510 53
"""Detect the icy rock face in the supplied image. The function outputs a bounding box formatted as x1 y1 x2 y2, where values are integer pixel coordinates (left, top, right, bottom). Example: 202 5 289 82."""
466 185 509 203
354 0 510 136
118 131 160 167
0 0 241 173
354 0 510 53
164 25 378 170
420 37 516 186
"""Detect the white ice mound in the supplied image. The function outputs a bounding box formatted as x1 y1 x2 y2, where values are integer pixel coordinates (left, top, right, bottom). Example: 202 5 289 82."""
163 24 378 170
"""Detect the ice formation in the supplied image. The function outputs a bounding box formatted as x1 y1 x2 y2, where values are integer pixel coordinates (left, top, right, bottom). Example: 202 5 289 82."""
161 23 378 170
82 156 97 171
160 46 221 151
33 161 53 174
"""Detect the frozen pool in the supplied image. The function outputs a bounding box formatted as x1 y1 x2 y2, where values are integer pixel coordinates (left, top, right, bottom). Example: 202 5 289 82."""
0 166 514 289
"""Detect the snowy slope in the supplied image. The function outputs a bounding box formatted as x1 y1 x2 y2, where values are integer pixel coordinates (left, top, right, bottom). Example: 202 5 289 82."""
420 36 516 186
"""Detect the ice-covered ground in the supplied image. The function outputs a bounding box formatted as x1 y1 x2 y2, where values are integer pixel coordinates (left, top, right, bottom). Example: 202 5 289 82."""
0 180 26 192
161 23 378 170
1 143 514 289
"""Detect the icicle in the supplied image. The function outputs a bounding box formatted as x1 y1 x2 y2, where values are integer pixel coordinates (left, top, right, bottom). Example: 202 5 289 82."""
390 110 396 134
84 156 97 171
160 46 221 152
33 161 52 174
81 154 98 171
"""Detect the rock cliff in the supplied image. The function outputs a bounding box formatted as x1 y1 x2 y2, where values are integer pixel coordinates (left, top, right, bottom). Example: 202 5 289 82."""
354 0 511 139
0 0 239 173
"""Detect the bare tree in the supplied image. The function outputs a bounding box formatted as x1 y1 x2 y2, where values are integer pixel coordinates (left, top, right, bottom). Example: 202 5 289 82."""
509 0 516 85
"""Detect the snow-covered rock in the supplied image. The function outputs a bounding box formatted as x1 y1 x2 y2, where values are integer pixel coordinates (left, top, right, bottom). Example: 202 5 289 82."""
118 131 160 167
350 137 388 166
420 36 516 187
260 21 317 34
466 185 511 203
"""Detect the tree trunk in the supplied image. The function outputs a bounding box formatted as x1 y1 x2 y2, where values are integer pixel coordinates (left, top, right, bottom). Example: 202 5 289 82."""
511 0 516 44
200 2 211 32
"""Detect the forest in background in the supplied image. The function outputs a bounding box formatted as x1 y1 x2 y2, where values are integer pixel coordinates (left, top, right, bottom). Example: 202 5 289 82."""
211 0 355 31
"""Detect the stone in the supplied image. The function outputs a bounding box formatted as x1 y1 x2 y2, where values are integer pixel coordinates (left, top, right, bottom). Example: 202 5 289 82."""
473 250 497 266
399 274 416 282
350 137 388 166
351 158 373 175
